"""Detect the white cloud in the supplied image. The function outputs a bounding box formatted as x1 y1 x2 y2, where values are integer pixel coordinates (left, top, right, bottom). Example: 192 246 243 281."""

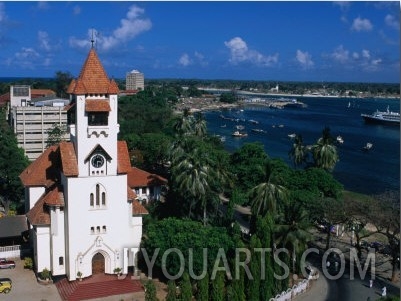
69 4 152 52
361 49 370 59
351 17 373 32
178 52 208 67
295 50 314 68
15 47 40 60
38 31 51 51
333 1 350 10
178 53 191 67
331 45 349 63
352 52 359 59
384 14 399 30
224 37 278 67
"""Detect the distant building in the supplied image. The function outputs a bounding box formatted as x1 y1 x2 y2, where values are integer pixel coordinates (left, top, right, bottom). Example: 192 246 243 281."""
7 85 70 161
126 70 144 91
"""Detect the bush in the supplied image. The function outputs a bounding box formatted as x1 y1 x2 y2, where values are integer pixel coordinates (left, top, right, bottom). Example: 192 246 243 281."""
40 268 51 280
24 257 33 269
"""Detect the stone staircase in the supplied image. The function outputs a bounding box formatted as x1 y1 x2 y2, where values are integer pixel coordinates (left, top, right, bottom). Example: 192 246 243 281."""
55 273 144 301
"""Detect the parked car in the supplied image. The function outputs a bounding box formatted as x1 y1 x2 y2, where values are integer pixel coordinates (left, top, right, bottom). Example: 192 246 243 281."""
0 278 12 294
0 258 16 269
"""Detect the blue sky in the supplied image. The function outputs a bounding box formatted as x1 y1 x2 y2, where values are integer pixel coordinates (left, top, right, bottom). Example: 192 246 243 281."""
0 1 399 83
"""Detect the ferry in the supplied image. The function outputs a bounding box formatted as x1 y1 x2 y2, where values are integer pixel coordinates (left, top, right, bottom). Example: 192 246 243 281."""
361 106 400 125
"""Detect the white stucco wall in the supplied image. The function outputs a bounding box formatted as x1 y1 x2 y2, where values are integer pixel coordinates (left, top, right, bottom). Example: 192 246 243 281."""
64 173 142 280
27 187 45 210
35 226 51 274
50 207 66 276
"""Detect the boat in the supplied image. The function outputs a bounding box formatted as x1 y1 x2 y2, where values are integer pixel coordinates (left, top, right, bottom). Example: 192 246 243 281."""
361 106 400 125
288 133 296 138
363 142 373 151
251 128 266 134
232 131 248 137
235 125 245 130
249 119 259 124
336 135 344 144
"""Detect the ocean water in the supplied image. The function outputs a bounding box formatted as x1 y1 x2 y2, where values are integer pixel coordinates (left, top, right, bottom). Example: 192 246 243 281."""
204 97 400 195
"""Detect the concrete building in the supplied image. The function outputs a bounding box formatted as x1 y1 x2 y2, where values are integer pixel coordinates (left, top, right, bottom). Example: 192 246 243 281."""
8 85 70 161
125 70 144 91
19 48 149 281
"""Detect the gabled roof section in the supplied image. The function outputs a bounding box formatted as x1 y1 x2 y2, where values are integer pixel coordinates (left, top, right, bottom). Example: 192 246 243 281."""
42 186 65 207
127 167 167 188
127 186 137 201
132 200 149 215
84 144 112 163
26 196 50 226
20 145 61 187
117 141 131 174
85 99 111 112
67 48 120 95
59 142 78 176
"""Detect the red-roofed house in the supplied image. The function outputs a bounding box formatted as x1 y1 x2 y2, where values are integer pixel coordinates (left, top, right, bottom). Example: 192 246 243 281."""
20 47 148 282
127 167 167 203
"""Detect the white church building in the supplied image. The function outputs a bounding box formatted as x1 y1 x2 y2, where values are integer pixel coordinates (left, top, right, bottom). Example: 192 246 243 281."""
20 48 148 281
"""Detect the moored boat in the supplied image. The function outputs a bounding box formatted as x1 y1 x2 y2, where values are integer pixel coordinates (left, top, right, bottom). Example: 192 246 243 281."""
232 131 248 137
361 106 400 125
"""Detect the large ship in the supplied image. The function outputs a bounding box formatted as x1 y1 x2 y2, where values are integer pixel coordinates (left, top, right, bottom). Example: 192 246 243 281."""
361 106 400 125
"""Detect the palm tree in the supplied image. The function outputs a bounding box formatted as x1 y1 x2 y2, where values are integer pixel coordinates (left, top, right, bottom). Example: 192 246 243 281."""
173 107 193 136
312 127 338 171
193 112 207 137
288 134 307 168
172 147 213 225
250 161 287 217
275 200 311 282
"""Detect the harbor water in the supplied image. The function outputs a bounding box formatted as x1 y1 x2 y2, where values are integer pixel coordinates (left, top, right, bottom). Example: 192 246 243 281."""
204 97 400 195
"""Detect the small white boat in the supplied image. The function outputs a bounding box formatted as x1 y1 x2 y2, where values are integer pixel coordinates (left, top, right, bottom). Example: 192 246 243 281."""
336 136 344 144
288 133 296 138
232 131 248 137
251 128 266 134
249 119 259 124
363 142 373 150
235 125 245 130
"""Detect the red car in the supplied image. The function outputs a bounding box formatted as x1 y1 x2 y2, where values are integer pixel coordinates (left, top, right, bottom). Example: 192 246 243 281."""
0 258 15 269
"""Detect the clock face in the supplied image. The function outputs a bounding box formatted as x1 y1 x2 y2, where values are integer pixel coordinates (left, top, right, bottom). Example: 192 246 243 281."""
91 154 105 168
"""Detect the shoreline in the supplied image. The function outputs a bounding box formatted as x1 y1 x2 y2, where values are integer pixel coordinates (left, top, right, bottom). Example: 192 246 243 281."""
174 94 400 114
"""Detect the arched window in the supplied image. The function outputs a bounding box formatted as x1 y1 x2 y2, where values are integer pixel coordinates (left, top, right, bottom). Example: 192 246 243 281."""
96 184 100 206
90 183 107 210
102 192 106 206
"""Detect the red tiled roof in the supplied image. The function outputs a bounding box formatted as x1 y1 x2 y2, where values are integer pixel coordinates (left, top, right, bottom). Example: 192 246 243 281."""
31 89 55 98
0 92 10 107
26 196 50 225
117 141 131 174
85 99 111 112
132 200 148 215
67 49 119 95
42 186 65 206
59 142 78 176
127 186 137 201
19 145 61 187
127 167 167 188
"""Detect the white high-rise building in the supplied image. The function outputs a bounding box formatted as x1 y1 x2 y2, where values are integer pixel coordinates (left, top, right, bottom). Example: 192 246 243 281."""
126 70 144 91
20 48 148 281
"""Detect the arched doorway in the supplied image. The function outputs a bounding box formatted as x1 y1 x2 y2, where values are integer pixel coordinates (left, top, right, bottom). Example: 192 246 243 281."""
92 252 105 274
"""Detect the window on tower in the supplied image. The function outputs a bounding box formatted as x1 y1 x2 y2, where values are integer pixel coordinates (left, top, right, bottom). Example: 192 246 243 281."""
88 112 108 126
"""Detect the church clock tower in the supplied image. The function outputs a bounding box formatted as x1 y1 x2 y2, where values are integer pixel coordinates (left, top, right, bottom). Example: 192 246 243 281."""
67 48 120 177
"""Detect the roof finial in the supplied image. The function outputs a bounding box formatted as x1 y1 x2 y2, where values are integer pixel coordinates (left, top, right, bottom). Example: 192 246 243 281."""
90 29 96 49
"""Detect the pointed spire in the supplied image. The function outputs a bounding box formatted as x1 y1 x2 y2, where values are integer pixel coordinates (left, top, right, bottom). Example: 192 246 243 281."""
68 49 119 95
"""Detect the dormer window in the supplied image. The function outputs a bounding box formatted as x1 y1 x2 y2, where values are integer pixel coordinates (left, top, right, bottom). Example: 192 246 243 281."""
85 99 111 127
